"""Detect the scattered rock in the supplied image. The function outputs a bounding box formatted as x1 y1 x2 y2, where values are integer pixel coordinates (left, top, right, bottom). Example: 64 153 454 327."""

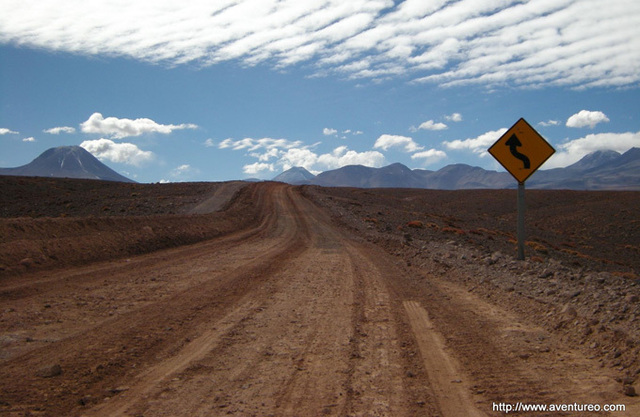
19 258 34 268
488 251 503 265
406 221 424 229
78 396 97 406
622 376 635 385
109 386 130 394
561 304 577 317
539 269 554 279
36 364 62 378
623 385 636 397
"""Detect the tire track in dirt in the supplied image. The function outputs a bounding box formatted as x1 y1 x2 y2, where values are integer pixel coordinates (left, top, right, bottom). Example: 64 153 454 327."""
343 243 411 416
403 300 485 417
85 296 267 416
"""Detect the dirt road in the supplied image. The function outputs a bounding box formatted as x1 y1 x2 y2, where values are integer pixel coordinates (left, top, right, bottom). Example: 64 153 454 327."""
1 183 637 416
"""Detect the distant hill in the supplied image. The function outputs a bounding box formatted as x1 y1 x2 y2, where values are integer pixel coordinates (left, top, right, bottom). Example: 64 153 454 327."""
528 148 640 190
272 148 640 190
0 146 135 183
273 166 316 185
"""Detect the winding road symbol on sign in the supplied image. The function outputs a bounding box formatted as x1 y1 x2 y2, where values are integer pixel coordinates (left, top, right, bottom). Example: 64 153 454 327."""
488 118 555 184
505 134 530 169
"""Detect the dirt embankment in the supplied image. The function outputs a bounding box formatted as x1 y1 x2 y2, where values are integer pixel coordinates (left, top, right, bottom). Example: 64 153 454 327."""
0 177 251 276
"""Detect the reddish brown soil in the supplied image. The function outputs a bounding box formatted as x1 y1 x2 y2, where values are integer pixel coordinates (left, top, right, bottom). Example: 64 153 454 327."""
0 176 230 218
0 176 638 416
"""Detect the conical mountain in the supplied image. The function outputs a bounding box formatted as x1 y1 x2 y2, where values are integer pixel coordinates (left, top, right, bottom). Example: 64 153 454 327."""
0 146 134 182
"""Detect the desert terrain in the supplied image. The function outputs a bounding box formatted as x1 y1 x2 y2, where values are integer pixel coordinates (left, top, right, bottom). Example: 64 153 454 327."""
0 175 639 416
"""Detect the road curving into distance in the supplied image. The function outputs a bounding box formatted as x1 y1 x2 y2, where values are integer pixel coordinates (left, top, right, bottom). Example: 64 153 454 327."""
1 182 636 416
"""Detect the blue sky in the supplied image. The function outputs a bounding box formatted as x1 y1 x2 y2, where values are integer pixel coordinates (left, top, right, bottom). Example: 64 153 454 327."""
1 0 639 183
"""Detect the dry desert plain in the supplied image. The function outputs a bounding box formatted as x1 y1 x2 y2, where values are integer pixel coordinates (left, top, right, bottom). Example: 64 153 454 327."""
0 176 639 416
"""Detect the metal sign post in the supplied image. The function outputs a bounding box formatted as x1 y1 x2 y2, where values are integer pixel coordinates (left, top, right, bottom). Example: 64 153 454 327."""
517 182 525 260
488 118 555 260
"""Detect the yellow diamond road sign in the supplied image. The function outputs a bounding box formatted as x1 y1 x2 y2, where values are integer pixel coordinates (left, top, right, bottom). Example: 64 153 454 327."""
488 118 555 184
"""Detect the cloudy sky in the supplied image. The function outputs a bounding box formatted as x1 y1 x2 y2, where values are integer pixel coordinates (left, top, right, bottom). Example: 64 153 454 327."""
1 0 639 182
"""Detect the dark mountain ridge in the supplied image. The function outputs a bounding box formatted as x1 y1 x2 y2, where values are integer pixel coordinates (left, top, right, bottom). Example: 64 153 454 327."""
274 148 640 190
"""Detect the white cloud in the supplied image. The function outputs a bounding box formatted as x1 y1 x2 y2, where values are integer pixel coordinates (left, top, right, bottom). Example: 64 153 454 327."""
168 164 198 180
174 164 191 174
538 120 560 127
418 120 448 131
22 137 36 142
221 135 385 175
566 110 610 129
251 148 282 162
445 113 463 122
374 134 423 152
203 138 215 147
275 145 385 172
243 162 275 175
323 127 338 136
80 138 154 166
44 126 76 134
411 148 447 165
0 128 19 135
279 148 319 171
1 1 637 89
316 146 385 170
80 112 198 139
220 136 320 174
443 128 508 155
218 137 303 153
545 131 640 168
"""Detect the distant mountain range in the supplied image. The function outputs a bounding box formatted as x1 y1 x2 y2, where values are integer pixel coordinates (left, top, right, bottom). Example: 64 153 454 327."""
273 148 640 190
3 146 637 189
0 146 134 183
